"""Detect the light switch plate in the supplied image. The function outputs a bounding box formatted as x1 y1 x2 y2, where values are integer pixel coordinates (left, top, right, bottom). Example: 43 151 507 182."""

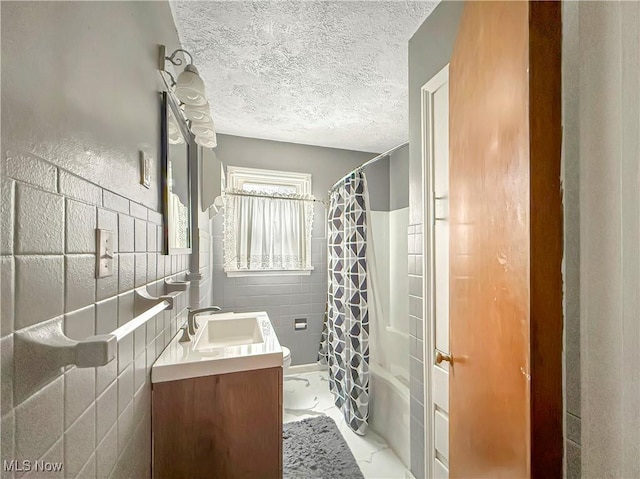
96 229 115 278
140 150 151 189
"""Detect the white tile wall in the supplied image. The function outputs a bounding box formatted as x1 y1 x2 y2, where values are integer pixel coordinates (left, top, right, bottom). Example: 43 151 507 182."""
77 453 96 479
64 404 96 477
58 172 103 206
1 336 14 416
96 382 117 441
96 298 118 336
64 367 95 429
15 185 64 254
4 150 57 193
0 177 14 256
15 377 64 463
95 425 117 478
1 257 15 336
134 220 146 253
408 222 426 479
15 256 64 329
117 215 134 254
66 200 96 255
1 152 192 479
26 438 64 479
1 413 15 476
102 192 128 216
65 255 97 312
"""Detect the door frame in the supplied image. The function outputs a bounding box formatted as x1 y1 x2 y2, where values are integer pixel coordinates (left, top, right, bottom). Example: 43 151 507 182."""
421 63 450 479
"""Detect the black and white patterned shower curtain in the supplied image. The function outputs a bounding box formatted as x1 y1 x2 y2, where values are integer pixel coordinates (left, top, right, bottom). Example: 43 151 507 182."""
318 170 369 435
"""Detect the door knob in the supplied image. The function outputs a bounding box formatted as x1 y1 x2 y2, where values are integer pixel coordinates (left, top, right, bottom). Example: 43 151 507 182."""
436 351 453 365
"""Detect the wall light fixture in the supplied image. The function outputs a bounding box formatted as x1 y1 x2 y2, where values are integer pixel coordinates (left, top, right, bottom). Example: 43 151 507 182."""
159 45 217 148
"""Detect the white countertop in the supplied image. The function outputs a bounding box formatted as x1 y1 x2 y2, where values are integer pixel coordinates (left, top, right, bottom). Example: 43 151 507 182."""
151 311 283 384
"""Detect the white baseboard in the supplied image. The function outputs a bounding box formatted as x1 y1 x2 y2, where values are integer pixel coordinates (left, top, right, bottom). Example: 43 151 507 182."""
286 362 328 374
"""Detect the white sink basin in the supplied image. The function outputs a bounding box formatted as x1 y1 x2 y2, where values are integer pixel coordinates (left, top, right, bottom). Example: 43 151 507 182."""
194 316 264 350
151 311 283 384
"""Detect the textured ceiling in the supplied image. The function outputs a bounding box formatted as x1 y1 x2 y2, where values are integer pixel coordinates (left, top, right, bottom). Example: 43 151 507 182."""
169 1 438 153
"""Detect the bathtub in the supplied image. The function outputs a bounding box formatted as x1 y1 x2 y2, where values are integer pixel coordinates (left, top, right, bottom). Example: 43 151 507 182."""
369 361 410 468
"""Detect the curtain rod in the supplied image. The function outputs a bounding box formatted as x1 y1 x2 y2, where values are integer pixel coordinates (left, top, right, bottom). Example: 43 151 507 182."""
224 190 327 205
329 141 409 192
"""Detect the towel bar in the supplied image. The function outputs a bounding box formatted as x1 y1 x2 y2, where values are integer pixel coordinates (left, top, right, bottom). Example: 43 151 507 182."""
16 287 177 369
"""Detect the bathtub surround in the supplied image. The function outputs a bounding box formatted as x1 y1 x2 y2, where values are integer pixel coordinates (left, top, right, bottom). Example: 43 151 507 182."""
367 145 410 381
0 2 215 478
408 3 464 477
211 134 379 365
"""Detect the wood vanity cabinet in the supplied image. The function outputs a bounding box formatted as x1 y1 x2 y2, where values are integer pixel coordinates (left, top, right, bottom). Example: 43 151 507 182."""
152 366 283 479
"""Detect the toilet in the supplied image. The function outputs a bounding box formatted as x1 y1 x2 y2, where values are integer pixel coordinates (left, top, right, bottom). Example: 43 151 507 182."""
282 346 292 371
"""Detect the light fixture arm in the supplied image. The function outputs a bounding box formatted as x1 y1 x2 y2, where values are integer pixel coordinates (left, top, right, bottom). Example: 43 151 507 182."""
165 48 194 67
161 70 176 88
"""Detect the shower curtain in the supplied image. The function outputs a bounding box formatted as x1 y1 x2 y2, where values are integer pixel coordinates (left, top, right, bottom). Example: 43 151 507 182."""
319 170 370 435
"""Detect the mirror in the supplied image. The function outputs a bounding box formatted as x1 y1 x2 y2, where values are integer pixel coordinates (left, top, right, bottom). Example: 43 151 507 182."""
161 91 192 254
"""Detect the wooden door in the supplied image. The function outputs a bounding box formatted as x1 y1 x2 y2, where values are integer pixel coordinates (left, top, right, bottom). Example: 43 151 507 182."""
448 2 563 478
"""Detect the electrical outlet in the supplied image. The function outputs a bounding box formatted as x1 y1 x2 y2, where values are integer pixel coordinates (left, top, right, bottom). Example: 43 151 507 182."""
140 150 151 189
96 229 115 278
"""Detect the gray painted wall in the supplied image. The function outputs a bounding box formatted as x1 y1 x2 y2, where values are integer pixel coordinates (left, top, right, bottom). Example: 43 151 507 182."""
363 156 390 212
390 145 409 211
0 2 205 478
407 3 463 478
211 134 378 365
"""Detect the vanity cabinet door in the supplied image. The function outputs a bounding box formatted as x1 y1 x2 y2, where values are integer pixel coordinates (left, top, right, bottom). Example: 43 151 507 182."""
152 367 283 479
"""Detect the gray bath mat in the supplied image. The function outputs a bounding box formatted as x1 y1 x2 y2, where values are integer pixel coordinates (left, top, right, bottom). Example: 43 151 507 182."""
283 416 364 479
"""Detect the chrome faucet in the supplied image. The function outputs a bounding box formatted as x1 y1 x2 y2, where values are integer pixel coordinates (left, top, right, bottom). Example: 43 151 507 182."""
187 306 222 336
179 306 223 343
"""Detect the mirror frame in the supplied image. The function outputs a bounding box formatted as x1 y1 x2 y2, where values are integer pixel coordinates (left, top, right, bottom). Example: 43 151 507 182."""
160 90 193 255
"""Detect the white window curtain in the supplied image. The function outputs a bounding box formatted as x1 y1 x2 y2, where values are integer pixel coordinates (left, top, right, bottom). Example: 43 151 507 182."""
223 189 314 272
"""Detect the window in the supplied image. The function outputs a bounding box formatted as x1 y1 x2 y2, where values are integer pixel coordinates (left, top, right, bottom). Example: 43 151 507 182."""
223 167 315 276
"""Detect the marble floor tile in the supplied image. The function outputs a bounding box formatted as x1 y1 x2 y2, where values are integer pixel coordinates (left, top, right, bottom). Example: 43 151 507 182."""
284 370 410 479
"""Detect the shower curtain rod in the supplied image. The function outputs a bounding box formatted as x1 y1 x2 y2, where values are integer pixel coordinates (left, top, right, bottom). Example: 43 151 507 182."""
329 142 409 192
